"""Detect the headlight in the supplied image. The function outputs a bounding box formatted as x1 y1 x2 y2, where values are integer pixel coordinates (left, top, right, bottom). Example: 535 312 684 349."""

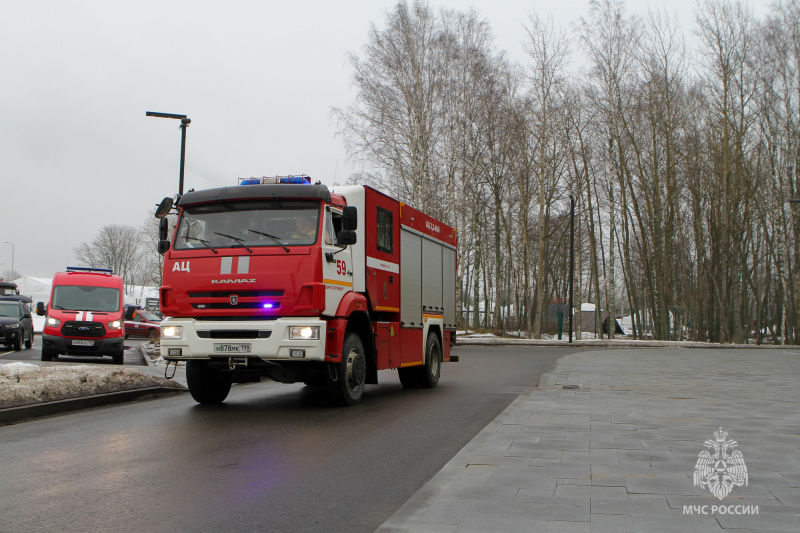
162 325 183 340
6 322 20 329
289 326 319 340
107 320 122 330
46 317 61 327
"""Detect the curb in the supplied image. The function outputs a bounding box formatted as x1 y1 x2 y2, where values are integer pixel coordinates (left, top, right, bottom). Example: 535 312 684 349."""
455 338 798 349
0 386 187 426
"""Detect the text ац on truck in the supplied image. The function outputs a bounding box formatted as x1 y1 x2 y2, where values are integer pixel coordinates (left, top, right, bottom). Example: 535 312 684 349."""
155 175 458 406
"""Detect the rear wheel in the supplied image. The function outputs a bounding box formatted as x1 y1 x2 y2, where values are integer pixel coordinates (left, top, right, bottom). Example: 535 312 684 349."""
419 331 441 388
187 360 233 404
330 333 366 406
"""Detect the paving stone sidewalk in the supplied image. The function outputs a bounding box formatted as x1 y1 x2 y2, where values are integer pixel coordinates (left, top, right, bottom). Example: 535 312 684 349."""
377 347 800 532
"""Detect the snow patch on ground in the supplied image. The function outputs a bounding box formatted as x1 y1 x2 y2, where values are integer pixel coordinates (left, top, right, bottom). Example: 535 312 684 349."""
0 362 184 409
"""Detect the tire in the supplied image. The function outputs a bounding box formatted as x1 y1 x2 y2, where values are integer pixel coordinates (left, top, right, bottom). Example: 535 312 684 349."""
112 348 124 365
147 328 160 342
330 333 366 406
13 336 22 351
419 331 441 388
41 348 54 362
25 331 33 349
187 360 233 404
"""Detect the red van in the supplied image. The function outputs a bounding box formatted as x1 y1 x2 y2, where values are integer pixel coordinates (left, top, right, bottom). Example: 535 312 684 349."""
37 267 126 364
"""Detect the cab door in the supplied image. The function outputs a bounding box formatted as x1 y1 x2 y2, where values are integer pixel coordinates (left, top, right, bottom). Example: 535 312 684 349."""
321 207 353 316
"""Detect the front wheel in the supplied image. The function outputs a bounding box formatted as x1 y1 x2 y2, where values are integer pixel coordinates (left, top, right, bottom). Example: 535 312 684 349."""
330 333 366 406
13 336 22 351
41 347 54 362
112 348 124 365
25 331 33 349
187 360 233 404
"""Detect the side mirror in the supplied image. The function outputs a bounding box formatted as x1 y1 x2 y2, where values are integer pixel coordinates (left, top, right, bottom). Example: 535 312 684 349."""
36 302 46 316
155 197 174 219
159 217 169 241
158 240 171 255
336 230 357 245
342 206 357 231
22 312 31 320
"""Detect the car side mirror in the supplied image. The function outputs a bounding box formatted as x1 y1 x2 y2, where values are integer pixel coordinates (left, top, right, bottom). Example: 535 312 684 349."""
336 230 357 245
36 302 46 316
342 206 357 231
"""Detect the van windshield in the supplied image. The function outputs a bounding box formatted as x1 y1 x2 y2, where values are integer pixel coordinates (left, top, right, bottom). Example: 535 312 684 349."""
173 200 320 250
51 286 121 312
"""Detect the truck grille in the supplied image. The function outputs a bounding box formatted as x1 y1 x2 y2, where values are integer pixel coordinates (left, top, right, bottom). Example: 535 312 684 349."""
62 321 106 338
188 289 284 311
197 330 272 339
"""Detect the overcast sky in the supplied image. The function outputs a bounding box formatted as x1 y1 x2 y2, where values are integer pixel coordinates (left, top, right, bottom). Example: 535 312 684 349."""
0 0 764 279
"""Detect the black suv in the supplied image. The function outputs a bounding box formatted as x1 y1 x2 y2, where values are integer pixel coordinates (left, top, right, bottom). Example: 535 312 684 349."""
0 296 34 351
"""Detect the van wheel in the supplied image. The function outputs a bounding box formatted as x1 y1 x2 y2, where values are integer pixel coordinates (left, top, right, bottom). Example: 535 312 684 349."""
25 332 33 349
330 333 365 406
187 360 232 404
41 348 54 362
419 331 441 388
112 348 124 365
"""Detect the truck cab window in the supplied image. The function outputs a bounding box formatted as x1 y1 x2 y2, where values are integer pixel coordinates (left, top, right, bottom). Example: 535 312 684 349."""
326 209 343 245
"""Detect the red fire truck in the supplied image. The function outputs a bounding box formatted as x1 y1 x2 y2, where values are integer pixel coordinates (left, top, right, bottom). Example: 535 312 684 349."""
155 176 457 406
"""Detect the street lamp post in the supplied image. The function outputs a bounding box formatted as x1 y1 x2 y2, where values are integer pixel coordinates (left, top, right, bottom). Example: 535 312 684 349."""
3 241 14 280
146 111 191 196
568 196 574 344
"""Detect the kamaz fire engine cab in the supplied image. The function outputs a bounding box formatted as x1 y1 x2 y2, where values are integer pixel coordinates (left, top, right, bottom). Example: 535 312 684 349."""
37 267 126 364
155 176 457 406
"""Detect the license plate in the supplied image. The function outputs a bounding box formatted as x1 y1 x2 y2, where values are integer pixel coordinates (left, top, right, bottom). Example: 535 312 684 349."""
213 343 252 354
72 340 94 346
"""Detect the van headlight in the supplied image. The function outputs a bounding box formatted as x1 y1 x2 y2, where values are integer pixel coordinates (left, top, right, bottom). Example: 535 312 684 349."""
289 326 319 340
46 317 61 327
108 320 122 330
162 325 184 340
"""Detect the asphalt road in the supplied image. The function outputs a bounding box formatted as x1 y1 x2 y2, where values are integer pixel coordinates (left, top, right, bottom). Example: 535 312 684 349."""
0 345 570 533
0 333 147 365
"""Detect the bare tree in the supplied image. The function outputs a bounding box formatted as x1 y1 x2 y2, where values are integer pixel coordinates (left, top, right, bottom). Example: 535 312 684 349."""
73 224 144 287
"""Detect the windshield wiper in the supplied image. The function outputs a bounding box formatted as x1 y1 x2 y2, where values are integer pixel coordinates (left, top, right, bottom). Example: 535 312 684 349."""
213 232 253 253
183 236 219 254
247 230 290 253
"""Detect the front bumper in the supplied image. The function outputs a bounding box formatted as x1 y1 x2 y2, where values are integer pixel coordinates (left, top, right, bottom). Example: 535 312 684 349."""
1 326 21 346
160 317 326 362
41 334 123 356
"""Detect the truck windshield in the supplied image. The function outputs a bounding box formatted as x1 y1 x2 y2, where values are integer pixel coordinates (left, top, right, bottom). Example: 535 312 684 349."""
51 286 121 312
173 200 321 250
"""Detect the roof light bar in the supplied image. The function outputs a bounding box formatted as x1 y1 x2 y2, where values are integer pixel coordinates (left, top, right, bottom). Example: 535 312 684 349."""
239 175 311 186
